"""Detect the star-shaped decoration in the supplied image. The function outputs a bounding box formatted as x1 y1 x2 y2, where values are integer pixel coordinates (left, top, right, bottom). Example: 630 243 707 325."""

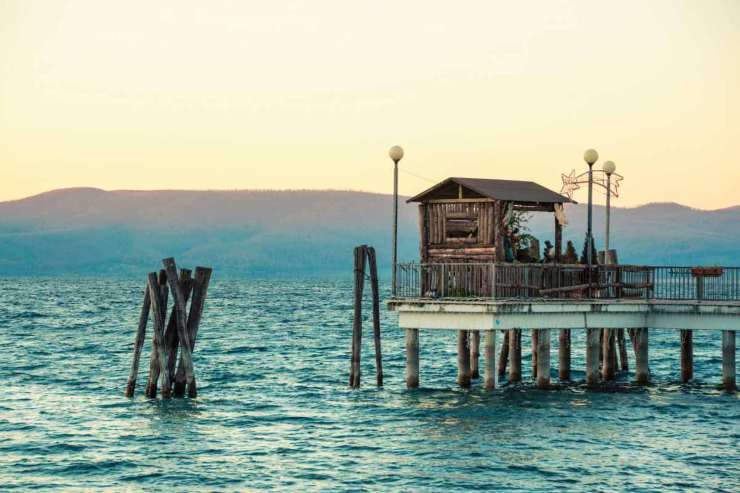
560 169 580 199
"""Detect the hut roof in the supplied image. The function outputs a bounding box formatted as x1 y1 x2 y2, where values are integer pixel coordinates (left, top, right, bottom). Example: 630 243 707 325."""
407 177 575 205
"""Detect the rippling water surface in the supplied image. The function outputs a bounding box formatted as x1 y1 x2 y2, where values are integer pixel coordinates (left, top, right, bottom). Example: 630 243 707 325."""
0 278 738 492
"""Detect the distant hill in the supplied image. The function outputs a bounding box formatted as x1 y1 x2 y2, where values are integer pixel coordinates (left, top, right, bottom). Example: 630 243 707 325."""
0 188 738 276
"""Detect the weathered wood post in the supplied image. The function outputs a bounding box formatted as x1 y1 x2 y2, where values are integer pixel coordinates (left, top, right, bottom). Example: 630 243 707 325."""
536 329 550 389
531 329 539 380
164 269 193 388
498 330 510 378
146 272 171 398
145 270 169 398
602 328 616 381
559 329 571 381
508 329 522 383
722 330 736 391
617 329 629 372
470 331 480 379
405 328 420 389
457 330 472 388
124 283 151 397
366 246 383 386
680 329 693 383
349 245 365 389
586 328 600 386
635 328 650 385
484 329 497 390
163 258 197 397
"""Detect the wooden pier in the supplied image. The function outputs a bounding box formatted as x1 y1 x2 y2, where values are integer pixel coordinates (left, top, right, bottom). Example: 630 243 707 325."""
384 176 739 392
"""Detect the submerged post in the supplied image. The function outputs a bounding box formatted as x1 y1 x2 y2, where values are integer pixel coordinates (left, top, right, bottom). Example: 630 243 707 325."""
680 329 693 383
559 329 571 381
536 329 550 389
586 328 600 386
508 329 522 383
405 328 419 389
635 328 650 385
457 330 471 388
484 329 497 390
722 330 736 391
470 331 480 379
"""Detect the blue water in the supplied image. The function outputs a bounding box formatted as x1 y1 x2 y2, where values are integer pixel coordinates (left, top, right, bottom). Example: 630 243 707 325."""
0 278 738 492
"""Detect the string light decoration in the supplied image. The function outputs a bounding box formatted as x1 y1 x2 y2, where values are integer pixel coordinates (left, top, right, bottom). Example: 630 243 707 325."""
561 168 623 199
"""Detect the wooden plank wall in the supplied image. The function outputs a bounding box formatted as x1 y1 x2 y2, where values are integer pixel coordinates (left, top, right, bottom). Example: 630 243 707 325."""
423 201 497 262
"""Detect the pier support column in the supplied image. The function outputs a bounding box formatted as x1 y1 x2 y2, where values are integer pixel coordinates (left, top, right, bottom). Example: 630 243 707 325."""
722 330 736 391
405 328 419 389
508 329 522 383
498 330 509 379
559 329 571 381
484 330 497 390
635 328 650 385
680 329 693 383
470 331 480 379
457 330 471 388
586 328 600 386
531 329 539 380
602 329 616 381
617 329 629 372
536 329 550 389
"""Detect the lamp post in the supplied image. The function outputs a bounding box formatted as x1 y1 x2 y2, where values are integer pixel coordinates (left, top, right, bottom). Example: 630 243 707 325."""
583 148 599 292
389 145 404 296
602 160 616 255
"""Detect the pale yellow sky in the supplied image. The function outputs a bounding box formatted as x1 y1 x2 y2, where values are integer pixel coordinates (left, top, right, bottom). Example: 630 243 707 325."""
1 0 739 208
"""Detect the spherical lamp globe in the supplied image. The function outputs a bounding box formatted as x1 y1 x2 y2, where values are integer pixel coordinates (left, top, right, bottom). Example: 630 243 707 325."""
583 148 599 165
602 160 616 175
388 145 404 163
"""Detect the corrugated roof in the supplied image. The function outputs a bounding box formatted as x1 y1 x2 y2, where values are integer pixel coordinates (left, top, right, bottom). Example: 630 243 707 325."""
407 177 575 204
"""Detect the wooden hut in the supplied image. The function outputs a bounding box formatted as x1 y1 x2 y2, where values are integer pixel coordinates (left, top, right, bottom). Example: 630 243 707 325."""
407 177 574 264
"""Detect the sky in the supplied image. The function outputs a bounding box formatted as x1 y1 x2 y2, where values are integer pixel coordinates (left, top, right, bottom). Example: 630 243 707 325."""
1 0 739 209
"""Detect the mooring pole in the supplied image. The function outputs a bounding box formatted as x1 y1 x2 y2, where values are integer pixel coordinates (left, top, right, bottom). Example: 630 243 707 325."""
366 246 383 386
586 328 600 386
405 328 419 389
484 329 497 390
680 329 693 383
536 329 550 389
457 330 472 388
635 328 650 385
125 284 151 397
349 245 366 389
470 330 480 379
722 330 736 391
559 329 571 381
508 329 522 383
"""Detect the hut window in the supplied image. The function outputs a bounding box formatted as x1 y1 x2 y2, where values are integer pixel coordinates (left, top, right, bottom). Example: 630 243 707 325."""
445 212 479 241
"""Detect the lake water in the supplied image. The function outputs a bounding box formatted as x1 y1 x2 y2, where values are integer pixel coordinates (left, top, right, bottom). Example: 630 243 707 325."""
0 278 738 492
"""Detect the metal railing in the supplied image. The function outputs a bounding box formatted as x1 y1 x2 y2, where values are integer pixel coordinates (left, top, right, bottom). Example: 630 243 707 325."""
395 263 740 302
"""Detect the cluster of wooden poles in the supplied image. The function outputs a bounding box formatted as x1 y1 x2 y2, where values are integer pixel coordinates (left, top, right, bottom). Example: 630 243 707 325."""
124 258 212 398
435 326 737 391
